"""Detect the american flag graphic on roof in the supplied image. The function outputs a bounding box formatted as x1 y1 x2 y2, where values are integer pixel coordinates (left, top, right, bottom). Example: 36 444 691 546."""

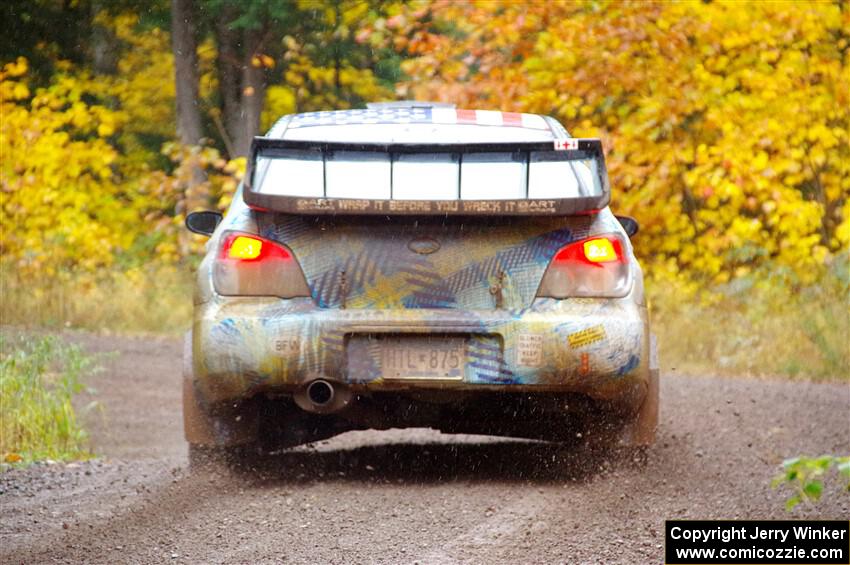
287 107 550 130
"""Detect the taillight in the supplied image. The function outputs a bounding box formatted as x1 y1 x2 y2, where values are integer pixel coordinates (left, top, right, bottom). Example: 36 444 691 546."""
225 235 266 261
213 231 311 298
536 234 631 298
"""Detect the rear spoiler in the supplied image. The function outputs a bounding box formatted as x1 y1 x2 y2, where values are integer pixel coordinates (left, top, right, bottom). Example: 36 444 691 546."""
243 137 610 216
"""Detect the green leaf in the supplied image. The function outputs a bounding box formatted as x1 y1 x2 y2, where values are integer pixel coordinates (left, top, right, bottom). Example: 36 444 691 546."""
786 495 800 511
815 456 833 470
802 480 823 501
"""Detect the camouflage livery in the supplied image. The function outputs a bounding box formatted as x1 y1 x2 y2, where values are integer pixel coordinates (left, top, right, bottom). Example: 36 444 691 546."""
184 106 658 456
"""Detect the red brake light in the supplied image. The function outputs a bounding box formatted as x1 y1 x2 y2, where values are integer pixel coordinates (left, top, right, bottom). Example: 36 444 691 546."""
553 236 624 265
214 231 310 298
538 234 631 298
221 234 291 262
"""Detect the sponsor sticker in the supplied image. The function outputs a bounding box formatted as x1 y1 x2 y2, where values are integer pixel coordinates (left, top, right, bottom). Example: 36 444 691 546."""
516 334 543 367
568 325 606 349
554 139 579 151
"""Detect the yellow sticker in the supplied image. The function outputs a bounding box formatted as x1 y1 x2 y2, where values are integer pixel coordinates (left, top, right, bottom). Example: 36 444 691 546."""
568 325 606 349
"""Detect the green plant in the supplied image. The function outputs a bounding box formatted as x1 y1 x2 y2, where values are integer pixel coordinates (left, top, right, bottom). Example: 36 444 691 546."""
0 334 98 465
773 455 850 510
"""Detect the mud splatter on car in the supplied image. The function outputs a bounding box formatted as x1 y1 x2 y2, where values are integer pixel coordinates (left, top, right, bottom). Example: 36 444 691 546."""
183 102 658 463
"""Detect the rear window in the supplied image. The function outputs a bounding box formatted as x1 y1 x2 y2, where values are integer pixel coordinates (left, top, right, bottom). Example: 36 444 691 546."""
252 150 602 201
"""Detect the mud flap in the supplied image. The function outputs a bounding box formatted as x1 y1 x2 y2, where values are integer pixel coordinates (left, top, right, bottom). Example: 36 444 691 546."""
182 331 258 447
618 333 659 447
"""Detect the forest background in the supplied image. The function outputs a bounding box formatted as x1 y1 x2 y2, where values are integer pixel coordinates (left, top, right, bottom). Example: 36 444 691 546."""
1 0 848 379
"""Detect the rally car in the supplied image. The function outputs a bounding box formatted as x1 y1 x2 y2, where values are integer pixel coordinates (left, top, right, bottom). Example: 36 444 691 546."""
184 102 658 464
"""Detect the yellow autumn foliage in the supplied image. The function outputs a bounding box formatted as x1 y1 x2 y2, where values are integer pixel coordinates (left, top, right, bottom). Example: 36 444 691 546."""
275 0 397 112
2 2 847 296
1 4 846 377
0 60 240 276
390 0 850 289
96 12 177 169
1 6 391 279
0 58 133 277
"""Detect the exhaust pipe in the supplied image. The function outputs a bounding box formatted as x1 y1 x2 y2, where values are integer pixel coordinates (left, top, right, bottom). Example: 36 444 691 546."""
308 380 334 406
294 379 352 414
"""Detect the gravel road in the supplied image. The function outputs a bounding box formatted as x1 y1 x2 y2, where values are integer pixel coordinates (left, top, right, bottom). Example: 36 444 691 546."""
1 333 848 564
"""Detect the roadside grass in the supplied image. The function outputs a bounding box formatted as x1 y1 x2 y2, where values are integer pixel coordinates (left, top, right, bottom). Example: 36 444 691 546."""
0 334 97 466
651 265 849 381
0 264 193 335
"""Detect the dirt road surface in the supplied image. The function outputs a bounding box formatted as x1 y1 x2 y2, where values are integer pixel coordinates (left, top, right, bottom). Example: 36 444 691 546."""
1 333 848 564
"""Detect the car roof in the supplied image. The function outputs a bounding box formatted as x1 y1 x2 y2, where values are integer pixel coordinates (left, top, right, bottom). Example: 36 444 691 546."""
266 104 567 144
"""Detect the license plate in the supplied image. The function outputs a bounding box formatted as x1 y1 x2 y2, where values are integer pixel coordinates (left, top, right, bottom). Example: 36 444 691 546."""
380 337 466 380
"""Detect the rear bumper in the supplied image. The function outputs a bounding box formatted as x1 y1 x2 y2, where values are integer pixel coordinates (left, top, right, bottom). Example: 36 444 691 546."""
193 292 651 411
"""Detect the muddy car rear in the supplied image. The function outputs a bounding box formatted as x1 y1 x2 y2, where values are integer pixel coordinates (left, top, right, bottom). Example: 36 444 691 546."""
184 105 658 461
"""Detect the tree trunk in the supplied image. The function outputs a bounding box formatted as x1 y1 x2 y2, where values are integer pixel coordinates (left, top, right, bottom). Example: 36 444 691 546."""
171 0 208 258
212 12 270 158
215 7 240 157
91 2 118 75
232 57 266 157
171 0 204 146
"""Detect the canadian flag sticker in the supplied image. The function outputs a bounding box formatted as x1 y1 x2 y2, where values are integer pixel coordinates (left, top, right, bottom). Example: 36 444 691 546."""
554 139 579 151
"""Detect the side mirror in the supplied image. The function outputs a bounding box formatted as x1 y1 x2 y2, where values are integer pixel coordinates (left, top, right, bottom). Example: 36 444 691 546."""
616 215 639 237
185 211 223 236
